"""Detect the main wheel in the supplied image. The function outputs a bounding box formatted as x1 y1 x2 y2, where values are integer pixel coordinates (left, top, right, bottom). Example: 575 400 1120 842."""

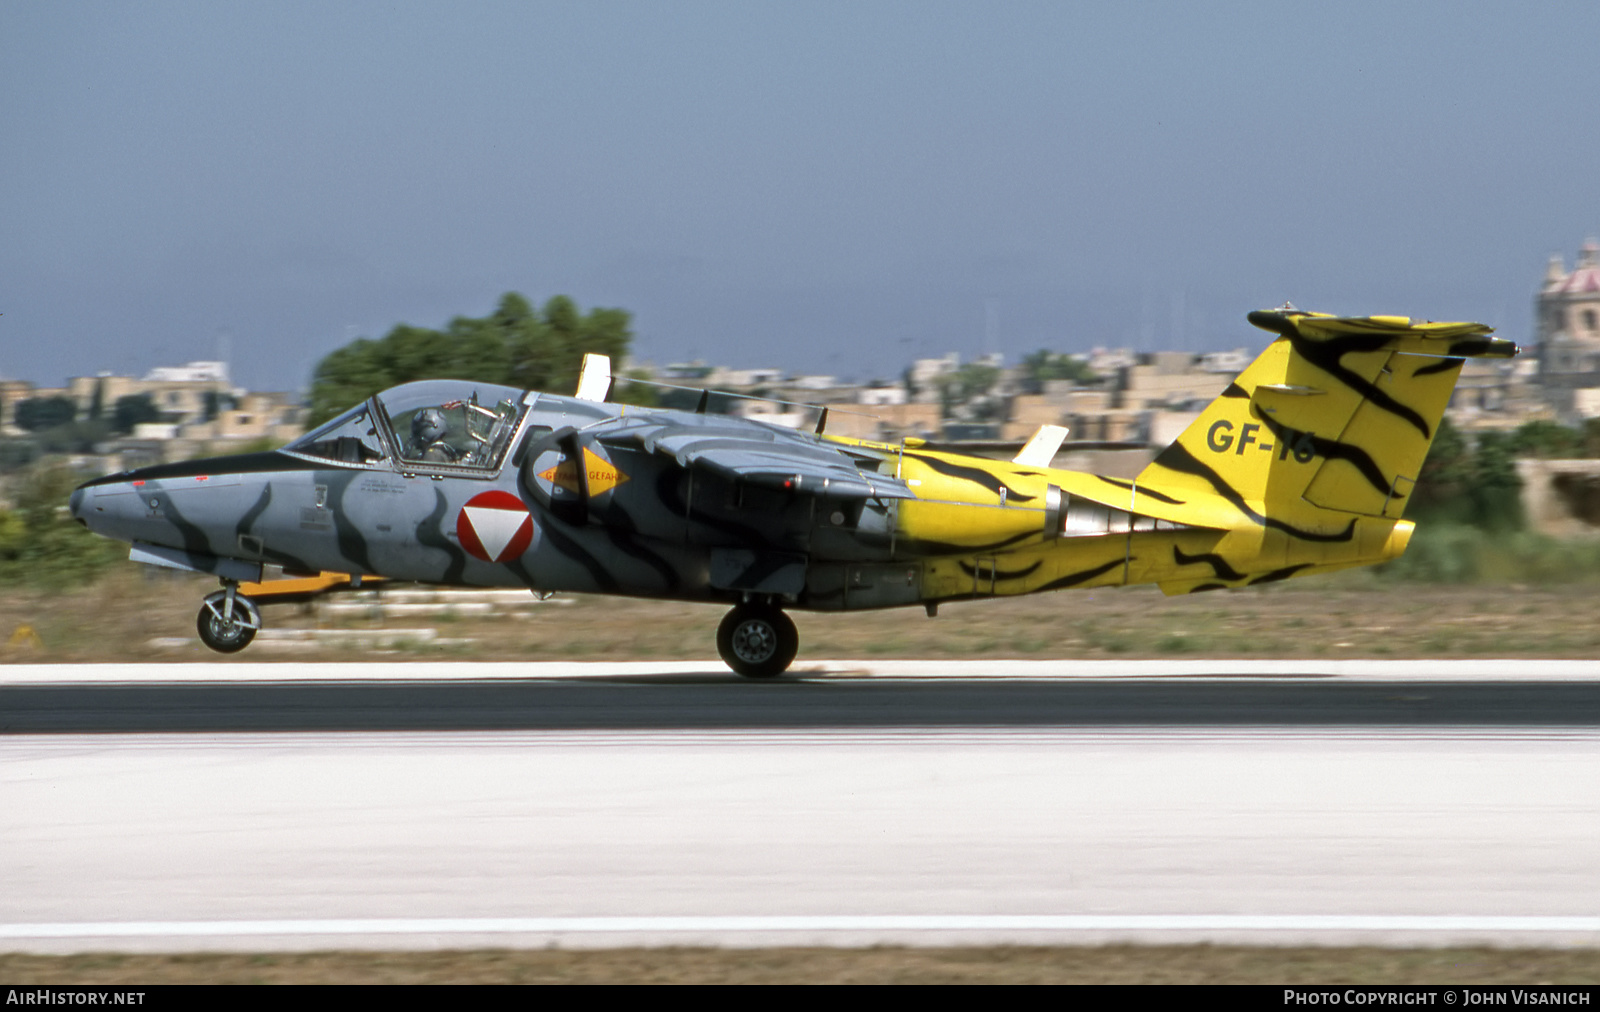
716 605 798 678
197 590 262 654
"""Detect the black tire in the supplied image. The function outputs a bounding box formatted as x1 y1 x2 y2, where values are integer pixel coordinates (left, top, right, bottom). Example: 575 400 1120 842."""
716 605 799 678
197 592 260 654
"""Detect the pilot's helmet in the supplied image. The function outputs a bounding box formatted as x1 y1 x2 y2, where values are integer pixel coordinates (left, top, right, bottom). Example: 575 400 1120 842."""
412 408 448 444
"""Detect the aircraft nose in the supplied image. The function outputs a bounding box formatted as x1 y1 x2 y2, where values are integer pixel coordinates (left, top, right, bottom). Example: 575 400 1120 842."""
68 478 133 536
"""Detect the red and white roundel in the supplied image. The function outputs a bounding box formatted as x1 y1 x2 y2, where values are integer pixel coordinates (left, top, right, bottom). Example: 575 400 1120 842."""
456 490 534 563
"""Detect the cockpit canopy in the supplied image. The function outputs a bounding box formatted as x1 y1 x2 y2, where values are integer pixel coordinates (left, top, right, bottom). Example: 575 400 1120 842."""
286 380 529 473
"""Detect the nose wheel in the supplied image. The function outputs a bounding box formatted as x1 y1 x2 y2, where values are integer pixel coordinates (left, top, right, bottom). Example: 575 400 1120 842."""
717 604 798 678
197 588 262 654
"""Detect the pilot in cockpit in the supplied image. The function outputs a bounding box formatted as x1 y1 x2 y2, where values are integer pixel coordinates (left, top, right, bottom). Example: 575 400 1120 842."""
403 407 461 463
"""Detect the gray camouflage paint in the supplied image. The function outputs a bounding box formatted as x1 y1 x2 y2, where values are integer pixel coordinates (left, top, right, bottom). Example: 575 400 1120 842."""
72 381 930 611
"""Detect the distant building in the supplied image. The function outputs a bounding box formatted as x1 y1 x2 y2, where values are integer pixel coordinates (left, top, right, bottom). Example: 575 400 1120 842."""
1084 347 1137 376
0 379 36 432
63 361 234 428
787 374 837 391
141 361 229 384
857 385 907 407
1537 239 1600 421
906 353 960 403
0 357 304 463
708 367 784 388
659 362 715 382
1197 348 1251 374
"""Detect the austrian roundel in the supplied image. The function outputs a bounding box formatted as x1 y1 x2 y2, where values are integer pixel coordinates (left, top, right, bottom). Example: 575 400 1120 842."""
456 490 534 563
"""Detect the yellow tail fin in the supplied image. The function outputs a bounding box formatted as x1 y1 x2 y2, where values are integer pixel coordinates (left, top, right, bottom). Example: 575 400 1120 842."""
1138 309 1515 519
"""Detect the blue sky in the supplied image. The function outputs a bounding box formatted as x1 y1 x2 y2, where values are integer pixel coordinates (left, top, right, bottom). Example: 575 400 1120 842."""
3 1 1598 391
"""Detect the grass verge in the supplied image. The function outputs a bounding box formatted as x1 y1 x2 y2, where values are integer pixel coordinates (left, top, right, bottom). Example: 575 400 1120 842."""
3 946 1598 984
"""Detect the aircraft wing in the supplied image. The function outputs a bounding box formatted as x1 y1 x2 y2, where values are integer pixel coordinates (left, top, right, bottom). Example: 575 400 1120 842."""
601 414 916 500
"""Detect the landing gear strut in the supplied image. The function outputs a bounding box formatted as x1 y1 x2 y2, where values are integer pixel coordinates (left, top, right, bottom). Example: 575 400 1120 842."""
197 585 262 654
717 603 798 678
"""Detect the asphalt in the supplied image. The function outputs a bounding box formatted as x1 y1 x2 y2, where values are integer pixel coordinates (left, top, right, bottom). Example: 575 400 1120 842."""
4 673 1598 732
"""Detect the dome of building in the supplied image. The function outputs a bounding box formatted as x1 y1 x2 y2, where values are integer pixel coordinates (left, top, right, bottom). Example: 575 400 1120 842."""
1545 239 1600 296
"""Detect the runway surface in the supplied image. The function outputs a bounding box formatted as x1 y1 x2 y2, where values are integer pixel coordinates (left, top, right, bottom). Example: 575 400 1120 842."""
5 659 1600 732
4 660 1599 951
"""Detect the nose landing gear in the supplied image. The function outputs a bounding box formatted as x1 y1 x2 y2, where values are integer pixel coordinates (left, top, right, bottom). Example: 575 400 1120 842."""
716 603 798 678
197 586 261 654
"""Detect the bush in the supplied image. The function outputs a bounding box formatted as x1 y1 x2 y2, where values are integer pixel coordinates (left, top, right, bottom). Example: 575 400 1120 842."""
1377 523 1600 585
0 460 124 590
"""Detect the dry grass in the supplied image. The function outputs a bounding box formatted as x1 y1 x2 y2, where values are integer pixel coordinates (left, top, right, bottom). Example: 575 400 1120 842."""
2 946 1597 984
3 564 1600 664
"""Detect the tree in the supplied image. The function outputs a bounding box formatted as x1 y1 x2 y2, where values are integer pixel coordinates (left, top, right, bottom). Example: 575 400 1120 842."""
937 363 1001 420
1407 417 1523 530
1508 419 1583 459
307 292 633 426
0 460 123 588
612 369 661 408
1021 350 1097 387
13 396 77 431
0 439 41 473
112 393 161 434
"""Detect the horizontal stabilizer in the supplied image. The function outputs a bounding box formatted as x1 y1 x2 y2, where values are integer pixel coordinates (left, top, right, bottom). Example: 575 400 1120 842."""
1247 310 1517 359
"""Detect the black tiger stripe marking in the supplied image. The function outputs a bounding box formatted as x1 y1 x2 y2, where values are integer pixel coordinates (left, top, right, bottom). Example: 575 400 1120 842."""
1035 557 1127 593
1255 415 1392 498
1221 382 1250 398
1250 564 1313 585
1097 476 1186 505
1288 331 1430 438
1411 358 1465 378
1173 546 1246 581
1147 443 1357 543
903 452 1038 504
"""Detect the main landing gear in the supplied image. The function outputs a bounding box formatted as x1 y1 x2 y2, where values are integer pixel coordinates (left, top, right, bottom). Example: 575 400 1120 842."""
197 584 262 653
717 602 798 678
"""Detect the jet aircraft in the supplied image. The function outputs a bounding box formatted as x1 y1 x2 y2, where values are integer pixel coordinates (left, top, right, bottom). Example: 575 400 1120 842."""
71 308 1515 676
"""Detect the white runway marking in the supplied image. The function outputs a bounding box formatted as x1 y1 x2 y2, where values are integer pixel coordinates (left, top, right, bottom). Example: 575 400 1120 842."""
10 726 1600 752
7 658 1600 684
6 914 1600 941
